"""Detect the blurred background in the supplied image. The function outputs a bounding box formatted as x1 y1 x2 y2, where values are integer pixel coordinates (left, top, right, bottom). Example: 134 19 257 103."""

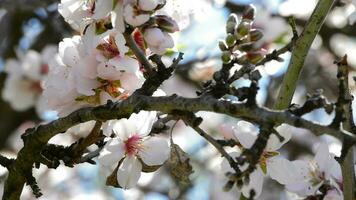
0 0 355 199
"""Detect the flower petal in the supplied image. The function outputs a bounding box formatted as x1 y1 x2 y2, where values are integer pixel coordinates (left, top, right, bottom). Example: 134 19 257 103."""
117 156 142 189
266 124 292 151
98 139 125 167
267 157 298 184
113 118 137 140
233 121 258 148
241 167 264 198
139 136 169 166
129 111 157 137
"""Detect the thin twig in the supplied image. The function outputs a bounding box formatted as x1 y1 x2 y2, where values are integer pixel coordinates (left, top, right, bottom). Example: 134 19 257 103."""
123 30 154 75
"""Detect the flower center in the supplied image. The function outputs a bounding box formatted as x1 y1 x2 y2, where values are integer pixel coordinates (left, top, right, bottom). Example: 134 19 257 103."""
41 64 49 74
29 81 43 93
124 134 143 156
96 35 120 59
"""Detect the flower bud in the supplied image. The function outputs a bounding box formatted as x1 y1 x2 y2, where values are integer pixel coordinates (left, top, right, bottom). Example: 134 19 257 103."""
225 34 236 47
244 50 267 64
221 51 232 64
236 43 254 52
226 14 238 34
155 15 179 33
236 21 251 39
219 40 228 51
242 4 256 21
249 29 263 42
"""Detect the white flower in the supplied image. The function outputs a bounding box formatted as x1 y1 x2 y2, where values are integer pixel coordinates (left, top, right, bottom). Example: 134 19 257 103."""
220 121 292 198
44 33 143 116
143 28 174 55
123 3 150 27
43 55 82 116
98 111 169 189
281 143 343 198
2 46 57 114
58 0 113 31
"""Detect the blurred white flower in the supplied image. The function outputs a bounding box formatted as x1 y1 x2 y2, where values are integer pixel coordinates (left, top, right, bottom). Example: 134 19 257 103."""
282 143 343 198
2 46 57 114
221 121 292 198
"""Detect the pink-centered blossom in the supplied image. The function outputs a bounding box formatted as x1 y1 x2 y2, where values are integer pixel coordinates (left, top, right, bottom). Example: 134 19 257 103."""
220 121 293 198
98 111 169 189
280 143 343 198
2 46 57 114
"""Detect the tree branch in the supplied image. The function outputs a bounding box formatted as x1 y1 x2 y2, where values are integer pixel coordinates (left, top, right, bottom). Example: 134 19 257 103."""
274 0 336 110
3 93 356 199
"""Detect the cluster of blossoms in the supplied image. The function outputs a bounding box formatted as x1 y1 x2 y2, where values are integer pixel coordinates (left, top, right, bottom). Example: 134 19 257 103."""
42 0 180 189
44 0 180 116
2 46 57 115
2 0 353 198
220 121 344 199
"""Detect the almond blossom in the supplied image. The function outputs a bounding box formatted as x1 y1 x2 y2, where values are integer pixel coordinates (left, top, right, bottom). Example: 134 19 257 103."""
43 30 143 116
2 46 57 114
58 0 114 32
280 143 343 198
220 121 293 198
98 111 169 189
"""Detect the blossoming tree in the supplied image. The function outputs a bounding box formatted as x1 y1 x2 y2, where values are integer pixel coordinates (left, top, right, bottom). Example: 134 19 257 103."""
0 0 355 199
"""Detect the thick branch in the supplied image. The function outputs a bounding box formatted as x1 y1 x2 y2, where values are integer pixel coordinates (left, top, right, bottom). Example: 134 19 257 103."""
3 94 356 199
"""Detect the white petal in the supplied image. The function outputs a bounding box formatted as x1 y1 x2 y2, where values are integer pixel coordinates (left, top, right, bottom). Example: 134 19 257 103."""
124 4 150 27
138 0 158 11
102 120 116 136
97 62 122 80
129 111 157 136
139 136 169 166
115 33 129 55
119 72 144 93
111 3 125 33
267 124 292 151
241 167 264 198
113 118 137 140
233 121 258 148
314 143 334 176
117 156 142 189
74 75 99 96
98 139 125 167
92 0 112 20
267 157 299 184
109 56 139 74
349 11 356 25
